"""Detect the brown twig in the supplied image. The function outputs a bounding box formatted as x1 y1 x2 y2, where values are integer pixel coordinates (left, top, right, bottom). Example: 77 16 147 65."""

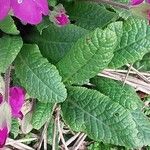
104 69 150 77
37 119 50 150
123 64 133 86
71 133 87 150
52 113 57 150
126 64 150 83
98 70 150 94
6 137 37 145
74 134 87 150
66 132 80 146
7 138 34 150
37 103 57 150
57 106 69 150
44 129 48 150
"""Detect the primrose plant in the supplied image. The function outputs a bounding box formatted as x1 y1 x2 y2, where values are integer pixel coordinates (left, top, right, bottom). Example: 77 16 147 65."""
0 0 150 149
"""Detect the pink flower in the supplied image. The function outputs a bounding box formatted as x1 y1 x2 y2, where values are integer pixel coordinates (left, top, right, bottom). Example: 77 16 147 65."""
0 126 8 148
131 0 144 5
9 87 25 119
55 13 70 26
0 87 25 148
0 86 25 119
49 4 70 26
0 102 11 148
0 0 49 24
0 96 2 104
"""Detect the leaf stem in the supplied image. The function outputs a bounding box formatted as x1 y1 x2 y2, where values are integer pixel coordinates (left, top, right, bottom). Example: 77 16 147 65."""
4 66 12 103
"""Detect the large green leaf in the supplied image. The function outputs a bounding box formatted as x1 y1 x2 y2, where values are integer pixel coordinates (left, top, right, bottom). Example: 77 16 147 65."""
91 77 150 147
65 2 118 30
0 35 23 73
62 86 144 148
109 18 150 68
62 85 150 148
57 27 117 84
0 16 19 35
26 24 88 64
32 101 54 130
14 44 67 103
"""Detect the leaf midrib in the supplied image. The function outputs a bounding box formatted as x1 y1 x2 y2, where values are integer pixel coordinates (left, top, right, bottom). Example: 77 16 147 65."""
59 33 114 83
18 53 65 101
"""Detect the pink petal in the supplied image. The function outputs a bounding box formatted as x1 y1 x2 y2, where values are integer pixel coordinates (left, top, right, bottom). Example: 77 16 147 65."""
11 0 43 24
9 87 25 119
0 126 8 148
0 0 10 20
0 96 3 104
34 0 49 15
18 111 23 120
55 13 70 26
130 0 144 5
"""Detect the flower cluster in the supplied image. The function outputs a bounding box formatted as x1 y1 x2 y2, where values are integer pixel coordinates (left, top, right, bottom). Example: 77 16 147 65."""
0 87 25 148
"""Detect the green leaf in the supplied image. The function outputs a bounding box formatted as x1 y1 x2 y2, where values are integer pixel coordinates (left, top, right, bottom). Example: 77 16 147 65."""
48 0 57 6
26 24 88 64
0 16 19 35
36 17 51 34
107 21 123 44
113 0 130 16
109 17 150 68
62 86 145 148
62 85 150 148
65 2 118 30
113 0 131 19
88 142 130 150
11 119 20 138
134 52 150 71
32 101 54 130
88 142 107 150
91 77 150 147
21 111 33 134
91 77 143 110
14 44 67 103
57 27 117 84
47 118 56 144
0 35 23 73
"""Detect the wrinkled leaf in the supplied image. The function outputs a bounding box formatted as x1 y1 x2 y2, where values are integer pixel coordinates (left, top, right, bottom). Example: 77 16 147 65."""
15 44 67 103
